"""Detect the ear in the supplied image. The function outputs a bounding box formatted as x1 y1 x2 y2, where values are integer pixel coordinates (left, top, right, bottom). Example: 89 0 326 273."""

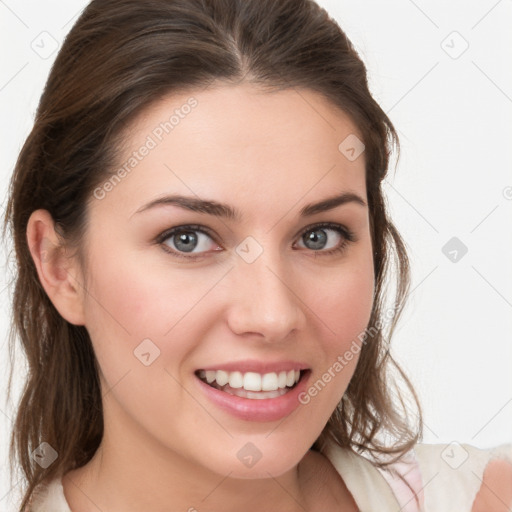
26 209 86 326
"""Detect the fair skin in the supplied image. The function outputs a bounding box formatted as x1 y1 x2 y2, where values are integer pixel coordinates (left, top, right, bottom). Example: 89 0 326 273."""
472 458 512 512
28 83 370 511
26 83 512 512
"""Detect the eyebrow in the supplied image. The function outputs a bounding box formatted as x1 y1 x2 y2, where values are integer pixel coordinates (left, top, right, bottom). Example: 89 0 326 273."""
132 191 367 221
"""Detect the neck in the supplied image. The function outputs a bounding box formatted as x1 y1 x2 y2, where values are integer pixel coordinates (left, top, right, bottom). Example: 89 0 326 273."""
62 411 319 512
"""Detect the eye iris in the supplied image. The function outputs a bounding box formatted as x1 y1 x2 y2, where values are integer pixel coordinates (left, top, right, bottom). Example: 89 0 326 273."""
174 231 197 252
304 229 327 250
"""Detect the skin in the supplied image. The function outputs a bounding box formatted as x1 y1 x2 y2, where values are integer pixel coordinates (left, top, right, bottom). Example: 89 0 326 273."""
471 459 512 512
27 83 375 511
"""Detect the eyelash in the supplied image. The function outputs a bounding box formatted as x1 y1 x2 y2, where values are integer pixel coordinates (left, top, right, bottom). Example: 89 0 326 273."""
155 222 357 261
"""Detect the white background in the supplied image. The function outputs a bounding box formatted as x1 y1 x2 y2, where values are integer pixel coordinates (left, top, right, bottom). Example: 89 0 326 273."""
1 0 511 508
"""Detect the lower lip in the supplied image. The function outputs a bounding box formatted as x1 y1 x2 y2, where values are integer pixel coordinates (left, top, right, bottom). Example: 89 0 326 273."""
195 371 311 422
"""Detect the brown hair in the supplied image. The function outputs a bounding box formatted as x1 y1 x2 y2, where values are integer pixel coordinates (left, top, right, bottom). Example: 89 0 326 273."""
3 0 422 509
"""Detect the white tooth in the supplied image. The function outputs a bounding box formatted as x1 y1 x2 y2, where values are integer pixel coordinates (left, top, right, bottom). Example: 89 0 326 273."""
228 371 243 388
243 372 262 391
245 389 285 399
198 370 206 379
261 372 279 391
223 387 289 400
208 369 301 391
216 370 229 386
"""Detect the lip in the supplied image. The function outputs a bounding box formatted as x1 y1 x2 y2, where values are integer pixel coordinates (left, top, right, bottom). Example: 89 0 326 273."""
195 369 311 422
197 359 310 374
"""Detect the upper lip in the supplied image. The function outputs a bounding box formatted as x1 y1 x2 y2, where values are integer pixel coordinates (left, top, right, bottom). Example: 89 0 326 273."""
197 360 310 374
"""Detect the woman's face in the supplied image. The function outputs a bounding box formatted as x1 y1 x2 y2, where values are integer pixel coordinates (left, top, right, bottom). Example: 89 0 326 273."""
77 83 375 478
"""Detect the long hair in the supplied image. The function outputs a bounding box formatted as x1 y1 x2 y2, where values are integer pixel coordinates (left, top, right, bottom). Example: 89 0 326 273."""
2 0 422 509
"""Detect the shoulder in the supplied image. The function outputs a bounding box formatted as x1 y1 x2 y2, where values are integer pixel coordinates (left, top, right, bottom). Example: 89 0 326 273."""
325 440 512 512
412 441 512 512
323 441 419 510
471 456 512 512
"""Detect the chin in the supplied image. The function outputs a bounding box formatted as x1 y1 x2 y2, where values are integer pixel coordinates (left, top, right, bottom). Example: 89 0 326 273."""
224 459 300 480
203 440 307 480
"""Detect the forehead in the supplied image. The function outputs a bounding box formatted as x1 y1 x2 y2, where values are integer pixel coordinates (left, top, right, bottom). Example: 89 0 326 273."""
96 83 367 221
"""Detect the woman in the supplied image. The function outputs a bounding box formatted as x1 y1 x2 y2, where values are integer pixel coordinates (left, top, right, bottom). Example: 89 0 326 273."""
3 0 511 510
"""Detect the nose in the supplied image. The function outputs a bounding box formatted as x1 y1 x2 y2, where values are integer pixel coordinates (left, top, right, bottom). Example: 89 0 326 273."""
225 247 307 342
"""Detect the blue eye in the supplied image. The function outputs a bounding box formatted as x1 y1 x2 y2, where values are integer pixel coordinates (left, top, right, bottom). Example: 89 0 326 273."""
155 222 356 260
158 225 219 257
297 223 355 253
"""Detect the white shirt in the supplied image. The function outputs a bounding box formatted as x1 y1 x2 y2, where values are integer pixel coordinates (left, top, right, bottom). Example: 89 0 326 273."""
27 441 512 511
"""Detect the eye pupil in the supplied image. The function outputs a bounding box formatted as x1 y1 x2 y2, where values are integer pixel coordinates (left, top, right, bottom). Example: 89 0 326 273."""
304 229 327 250
174 231 197 252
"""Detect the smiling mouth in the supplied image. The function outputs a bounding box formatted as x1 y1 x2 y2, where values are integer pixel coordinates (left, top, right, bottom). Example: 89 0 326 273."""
195 369 309 400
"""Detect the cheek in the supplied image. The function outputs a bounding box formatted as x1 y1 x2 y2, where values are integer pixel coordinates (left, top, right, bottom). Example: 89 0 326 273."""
332 267 374 339
314 255 375 347
81 246 226 376
80 250 212 431
303 253 375 398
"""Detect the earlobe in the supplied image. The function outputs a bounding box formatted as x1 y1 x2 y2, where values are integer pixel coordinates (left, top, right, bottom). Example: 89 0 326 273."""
26 209 86 326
